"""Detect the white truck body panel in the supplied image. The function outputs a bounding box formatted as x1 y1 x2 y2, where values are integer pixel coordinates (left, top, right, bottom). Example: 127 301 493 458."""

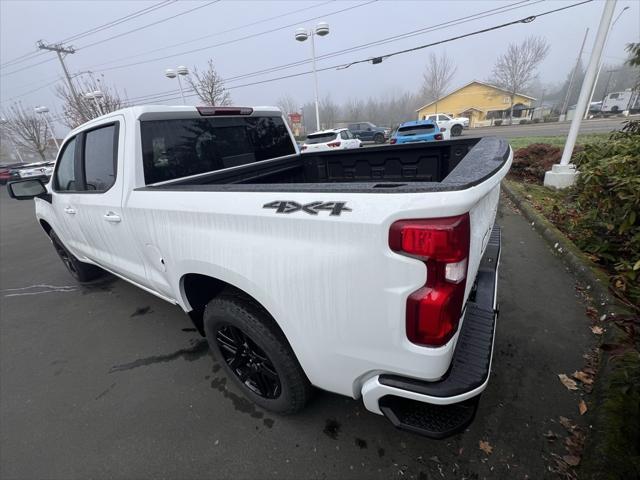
30 105 510 419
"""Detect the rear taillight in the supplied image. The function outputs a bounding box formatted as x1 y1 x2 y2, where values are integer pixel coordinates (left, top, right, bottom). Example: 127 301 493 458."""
434 133 443 140
327 141 341 148
440 127 447 132
301 145 307 151
390 138 397 144
389 214 470 346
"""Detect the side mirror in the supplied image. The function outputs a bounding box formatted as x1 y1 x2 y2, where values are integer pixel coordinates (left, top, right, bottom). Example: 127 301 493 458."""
8 179 48 201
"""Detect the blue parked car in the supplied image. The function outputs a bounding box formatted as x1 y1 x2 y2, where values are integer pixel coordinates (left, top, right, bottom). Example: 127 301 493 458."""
390 120 444 144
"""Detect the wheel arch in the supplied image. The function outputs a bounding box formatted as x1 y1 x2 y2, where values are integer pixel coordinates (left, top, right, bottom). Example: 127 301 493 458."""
178 272 291 349
39 218 53 235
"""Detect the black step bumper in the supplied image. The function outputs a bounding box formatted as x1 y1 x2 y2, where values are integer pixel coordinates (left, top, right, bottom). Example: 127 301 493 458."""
378 224 501 438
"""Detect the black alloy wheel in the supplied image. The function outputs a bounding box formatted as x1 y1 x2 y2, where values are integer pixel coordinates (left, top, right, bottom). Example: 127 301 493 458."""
215 324 282 399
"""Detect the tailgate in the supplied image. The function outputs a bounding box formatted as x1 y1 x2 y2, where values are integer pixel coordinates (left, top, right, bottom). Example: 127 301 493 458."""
465 183 501 304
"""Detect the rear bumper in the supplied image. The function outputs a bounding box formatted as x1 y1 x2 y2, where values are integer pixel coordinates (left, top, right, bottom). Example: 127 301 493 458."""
361 224 501 438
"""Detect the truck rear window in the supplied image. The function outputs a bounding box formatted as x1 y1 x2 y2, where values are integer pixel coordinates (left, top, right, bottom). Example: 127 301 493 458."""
140 116 295 184
397 124 436 136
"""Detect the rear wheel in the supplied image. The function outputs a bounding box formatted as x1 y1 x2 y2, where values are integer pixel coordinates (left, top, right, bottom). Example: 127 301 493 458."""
451 125 463 137
374 133 385 144
204 290 313 414
49 230 103 283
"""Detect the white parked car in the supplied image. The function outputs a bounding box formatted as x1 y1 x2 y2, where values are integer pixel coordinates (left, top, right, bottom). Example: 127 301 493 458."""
424 114 469 137
9 105 511 439
301 128 362 152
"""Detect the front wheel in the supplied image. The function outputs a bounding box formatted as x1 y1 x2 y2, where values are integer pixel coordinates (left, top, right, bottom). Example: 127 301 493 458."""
204 290 313 414
451 125 463 137
49 230 103 283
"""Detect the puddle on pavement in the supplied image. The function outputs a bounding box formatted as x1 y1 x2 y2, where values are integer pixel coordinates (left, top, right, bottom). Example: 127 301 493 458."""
109 338 208 373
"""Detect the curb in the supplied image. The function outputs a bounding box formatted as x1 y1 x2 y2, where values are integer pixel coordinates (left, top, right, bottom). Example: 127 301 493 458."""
501 179 638 479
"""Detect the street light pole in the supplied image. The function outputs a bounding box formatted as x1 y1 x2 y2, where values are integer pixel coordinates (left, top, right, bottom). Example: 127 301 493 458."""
544 0 617 188
165 66 189 104
295 22 329 131
583 5 629 119
310 33 321 131
34 106 60 150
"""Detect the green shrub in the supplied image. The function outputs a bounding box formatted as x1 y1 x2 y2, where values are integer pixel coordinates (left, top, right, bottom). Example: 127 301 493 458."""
519 119 530 125
573 120 640 305
494 120 503 126
532 118 541 124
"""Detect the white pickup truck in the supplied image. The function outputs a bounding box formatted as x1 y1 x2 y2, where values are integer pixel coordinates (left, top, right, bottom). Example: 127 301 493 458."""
424 113 470 137
9 105 510 438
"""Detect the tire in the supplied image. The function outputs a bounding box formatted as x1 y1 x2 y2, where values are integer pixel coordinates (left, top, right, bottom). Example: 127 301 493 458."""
374 133 385 144
451 124 463 137
204 290 313 414
611 106 619 113
49 230 103 283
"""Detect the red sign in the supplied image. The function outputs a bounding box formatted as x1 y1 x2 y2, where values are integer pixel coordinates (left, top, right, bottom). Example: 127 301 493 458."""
288 112 302 123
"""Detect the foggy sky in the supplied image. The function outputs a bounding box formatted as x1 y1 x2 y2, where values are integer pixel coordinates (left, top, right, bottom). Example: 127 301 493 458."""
1 0 638 127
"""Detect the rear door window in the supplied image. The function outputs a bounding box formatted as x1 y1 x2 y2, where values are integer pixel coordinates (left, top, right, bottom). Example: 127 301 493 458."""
53 137 78 192
141 116 295 184
83 124 118 192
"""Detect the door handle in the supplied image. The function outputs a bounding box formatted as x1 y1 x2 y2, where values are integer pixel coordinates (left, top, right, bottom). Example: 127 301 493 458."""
103 211 121 223
64 207 76 215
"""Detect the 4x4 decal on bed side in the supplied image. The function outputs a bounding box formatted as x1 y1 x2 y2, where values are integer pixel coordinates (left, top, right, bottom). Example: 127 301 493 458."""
263 201 352 216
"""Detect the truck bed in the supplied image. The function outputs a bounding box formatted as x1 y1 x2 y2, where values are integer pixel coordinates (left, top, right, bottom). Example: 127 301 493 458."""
140 137 510 194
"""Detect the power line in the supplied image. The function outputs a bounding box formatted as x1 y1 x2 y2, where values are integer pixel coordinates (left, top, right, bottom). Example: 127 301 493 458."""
86 0 336 70
131 0 594 105
76 1 220 50
0 1 216 77
338 0 594 69
61 0 176 43
0 0 176 69
87 0 379 74
124 0 537 104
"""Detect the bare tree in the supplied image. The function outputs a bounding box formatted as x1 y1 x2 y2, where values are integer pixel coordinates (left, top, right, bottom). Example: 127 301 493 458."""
276 94 299 125
492 36 549 124
344 97 365 122
421 52 457 113
186 60 231 106
55 74 124 129
320 95 340 129
1 103 51 161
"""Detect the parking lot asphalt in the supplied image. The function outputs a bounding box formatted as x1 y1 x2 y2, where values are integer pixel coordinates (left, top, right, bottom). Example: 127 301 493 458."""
1 187 594 479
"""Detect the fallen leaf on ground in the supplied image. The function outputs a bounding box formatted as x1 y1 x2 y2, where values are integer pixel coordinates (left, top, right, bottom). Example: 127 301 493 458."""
559 416 575 431
558 374 578 390
591 325 604 335
578 400 587 415
572 371 594 385
543 430 558 441
585 306 598 319
479 440 493 455
563 455 581 466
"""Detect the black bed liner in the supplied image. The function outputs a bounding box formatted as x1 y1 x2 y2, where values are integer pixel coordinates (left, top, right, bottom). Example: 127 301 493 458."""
137 136 510 194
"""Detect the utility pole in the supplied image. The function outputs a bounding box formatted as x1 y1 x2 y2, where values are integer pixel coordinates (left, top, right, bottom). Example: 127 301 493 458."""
584 6 630 119
36 40 84 119
560 28 589 121
544 0 617 189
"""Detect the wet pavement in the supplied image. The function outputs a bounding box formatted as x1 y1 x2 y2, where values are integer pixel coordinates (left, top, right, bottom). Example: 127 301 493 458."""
0 187 594 479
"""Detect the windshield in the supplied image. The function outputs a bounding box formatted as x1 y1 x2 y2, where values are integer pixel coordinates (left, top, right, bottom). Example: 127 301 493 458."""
397 124 436 136
305 132 337 144
140 116 295 184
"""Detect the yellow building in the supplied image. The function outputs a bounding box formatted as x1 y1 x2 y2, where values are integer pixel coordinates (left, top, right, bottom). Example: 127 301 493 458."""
416 80 536 127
